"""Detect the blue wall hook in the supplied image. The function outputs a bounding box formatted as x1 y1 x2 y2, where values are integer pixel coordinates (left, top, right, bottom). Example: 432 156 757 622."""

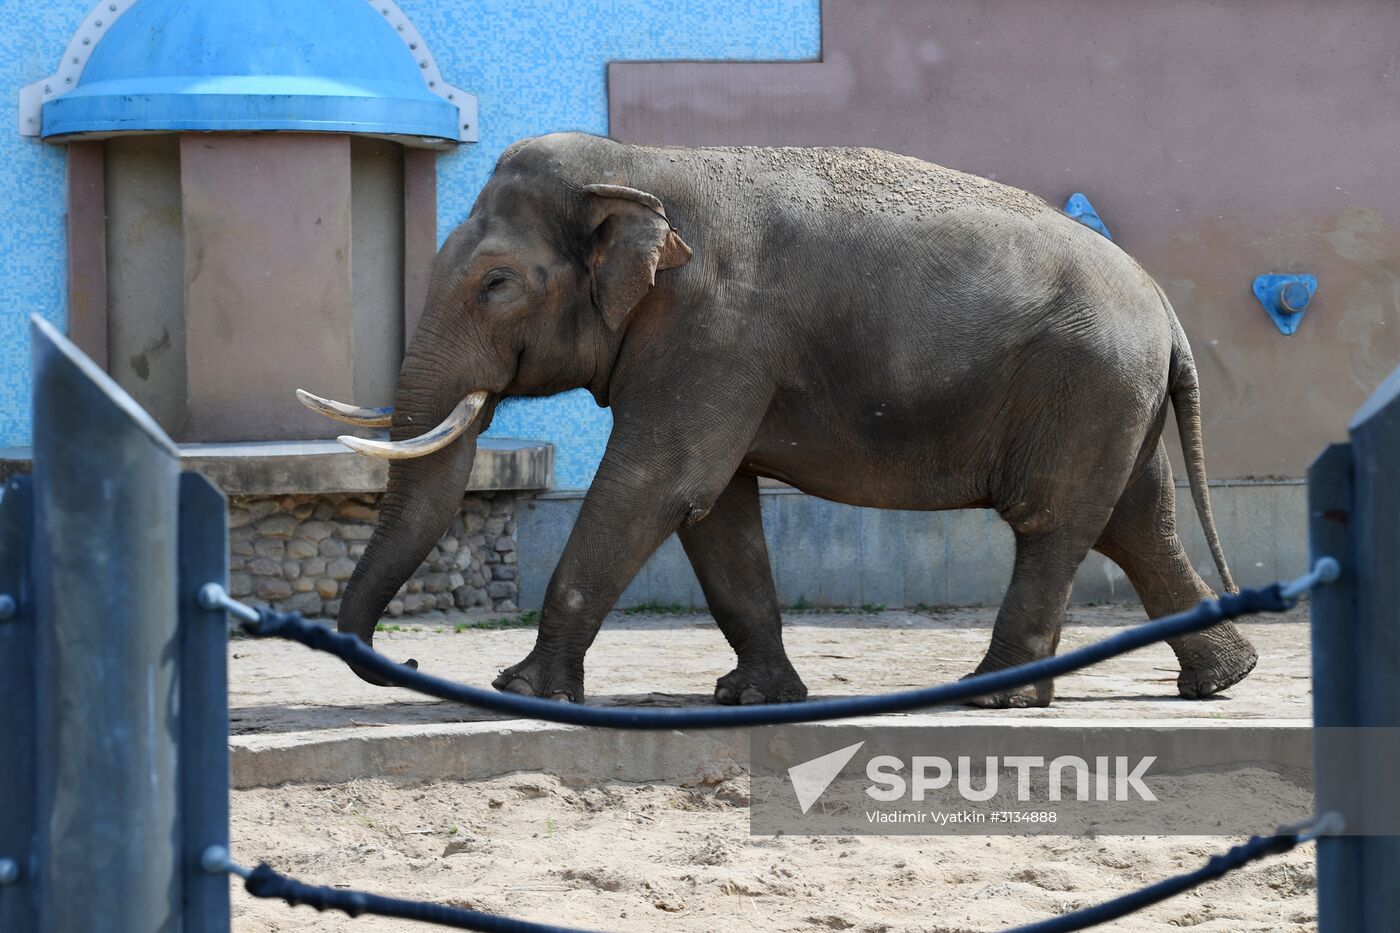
1063 192 1112 240
1253 274 1318 335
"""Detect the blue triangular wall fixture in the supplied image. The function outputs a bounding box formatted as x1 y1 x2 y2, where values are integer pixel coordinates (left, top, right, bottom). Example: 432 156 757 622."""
1063 192 1111 239
1253 274 1318 336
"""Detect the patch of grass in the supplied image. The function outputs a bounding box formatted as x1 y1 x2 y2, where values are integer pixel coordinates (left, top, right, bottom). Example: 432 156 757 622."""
448 824 458 835
375 623 405 633
450 612 540 632
622 601 689 615
783 600 901 614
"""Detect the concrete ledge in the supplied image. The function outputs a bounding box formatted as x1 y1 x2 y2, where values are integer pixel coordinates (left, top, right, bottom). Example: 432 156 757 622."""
0 437 554 495
231 720 748 789
229 716 1312 789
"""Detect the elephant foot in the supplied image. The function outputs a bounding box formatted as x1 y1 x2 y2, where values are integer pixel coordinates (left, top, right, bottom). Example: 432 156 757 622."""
1177 646 1258 699
714 661 808 706
348 656 418 687
1171 625 1258 699
962 648 1054 709
962 678 1054 709
492 652 583 703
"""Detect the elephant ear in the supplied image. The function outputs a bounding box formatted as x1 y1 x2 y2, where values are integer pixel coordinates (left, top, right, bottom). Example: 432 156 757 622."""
583 184 692 331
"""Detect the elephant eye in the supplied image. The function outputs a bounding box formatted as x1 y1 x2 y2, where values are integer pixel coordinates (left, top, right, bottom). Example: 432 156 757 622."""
477 269 517 307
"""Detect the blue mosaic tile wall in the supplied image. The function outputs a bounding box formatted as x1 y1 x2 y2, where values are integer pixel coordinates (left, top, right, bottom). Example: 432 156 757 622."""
0 1 94 449
0 0 820 491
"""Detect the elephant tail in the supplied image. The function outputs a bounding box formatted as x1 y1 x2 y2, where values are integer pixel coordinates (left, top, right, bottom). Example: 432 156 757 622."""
1162 285 1238 594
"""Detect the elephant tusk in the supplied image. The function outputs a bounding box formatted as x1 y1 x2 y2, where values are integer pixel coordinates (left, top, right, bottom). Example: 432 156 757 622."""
337 391 489 460
296 389 394 427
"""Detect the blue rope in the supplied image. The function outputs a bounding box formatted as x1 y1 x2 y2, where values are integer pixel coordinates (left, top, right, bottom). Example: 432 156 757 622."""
1005 829 1300 932
243 862 604 932
240 583 1288 729
238 827 1304 933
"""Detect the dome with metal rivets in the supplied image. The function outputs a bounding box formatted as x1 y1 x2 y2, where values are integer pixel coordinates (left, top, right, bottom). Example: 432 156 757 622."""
20 0 476 145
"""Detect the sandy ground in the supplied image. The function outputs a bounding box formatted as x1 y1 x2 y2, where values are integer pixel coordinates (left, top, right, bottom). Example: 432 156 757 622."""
229 604 1317 932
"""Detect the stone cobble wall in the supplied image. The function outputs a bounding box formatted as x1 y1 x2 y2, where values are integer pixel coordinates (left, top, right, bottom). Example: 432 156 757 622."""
228 492 521 619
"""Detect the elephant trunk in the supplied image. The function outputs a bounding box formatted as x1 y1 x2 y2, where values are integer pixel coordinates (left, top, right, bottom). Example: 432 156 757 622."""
330 316 491 684
302 271 509 685
336 427 479 684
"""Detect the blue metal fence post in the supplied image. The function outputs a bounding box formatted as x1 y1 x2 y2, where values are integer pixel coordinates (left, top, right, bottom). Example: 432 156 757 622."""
0 476 36 932
1316 366 1400 930
178 472 230 928
1307 443 1360 930
30 316 183 931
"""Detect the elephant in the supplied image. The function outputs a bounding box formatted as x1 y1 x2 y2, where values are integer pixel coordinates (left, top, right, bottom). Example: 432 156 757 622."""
297 131 1257 709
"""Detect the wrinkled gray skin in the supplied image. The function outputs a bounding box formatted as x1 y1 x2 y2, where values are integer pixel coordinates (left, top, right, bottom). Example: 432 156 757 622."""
337 132 1256 708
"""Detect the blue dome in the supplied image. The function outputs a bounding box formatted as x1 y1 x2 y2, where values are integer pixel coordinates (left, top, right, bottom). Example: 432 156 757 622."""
26 0 474 144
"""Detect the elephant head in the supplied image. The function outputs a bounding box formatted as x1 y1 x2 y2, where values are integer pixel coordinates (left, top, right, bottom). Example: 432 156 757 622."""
296 136 692 683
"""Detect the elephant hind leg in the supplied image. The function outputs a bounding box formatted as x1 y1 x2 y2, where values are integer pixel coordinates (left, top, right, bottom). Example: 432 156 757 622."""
678 472 807 705
966 525 1097 708
1094 443 1257 699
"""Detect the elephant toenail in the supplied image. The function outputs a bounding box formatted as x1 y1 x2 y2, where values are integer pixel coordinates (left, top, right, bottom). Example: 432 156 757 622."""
739 686 767 705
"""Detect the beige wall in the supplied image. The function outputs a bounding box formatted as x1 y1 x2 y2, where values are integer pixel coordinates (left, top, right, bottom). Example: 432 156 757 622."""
609 0 1400 479
182 134 355 442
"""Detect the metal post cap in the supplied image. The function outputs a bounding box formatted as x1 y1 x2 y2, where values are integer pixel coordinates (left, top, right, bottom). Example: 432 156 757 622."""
1279 280 1311 313
200 845 230 874
197 583 226 611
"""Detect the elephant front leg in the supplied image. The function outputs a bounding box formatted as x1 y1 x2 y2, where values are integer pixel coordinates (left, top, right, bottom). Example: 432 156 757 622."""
493 404 766 702
679 472 807 705
491 490 660 701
